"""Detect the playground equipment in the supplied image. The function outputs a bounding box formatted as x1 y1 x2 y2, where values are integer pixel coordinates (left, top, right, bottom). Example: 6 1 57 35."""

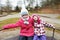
51 28 55 40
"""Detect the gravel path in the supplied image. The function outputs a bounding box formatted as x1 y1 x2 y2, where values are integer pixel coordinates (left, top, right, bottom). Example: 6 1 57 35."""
0 14 20 21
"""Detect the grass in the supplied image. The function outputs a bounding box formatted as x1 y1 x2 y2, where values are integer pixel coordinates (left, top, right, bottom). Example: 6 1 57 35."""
56 16 60 19
0 18 19 29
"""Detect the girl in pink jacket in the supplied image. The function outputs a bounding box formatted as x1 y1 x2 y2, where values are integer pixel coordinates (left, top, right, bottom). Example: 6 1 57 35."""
2 8 34 40
32 14 55 40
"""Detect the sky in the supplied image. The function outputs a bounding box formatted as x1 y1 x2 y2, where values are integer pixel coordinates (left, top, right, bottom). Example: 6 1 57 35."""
0 0 25 10
0 0 46 10
0 0 19 6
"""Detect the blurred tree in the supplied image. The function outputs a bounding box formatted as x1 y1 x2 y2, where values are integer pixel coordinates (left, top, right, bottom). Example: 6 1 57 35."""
0 0 3 15
41 0 60 8
15 6 20 12
6 0 11 14
0 0 60 13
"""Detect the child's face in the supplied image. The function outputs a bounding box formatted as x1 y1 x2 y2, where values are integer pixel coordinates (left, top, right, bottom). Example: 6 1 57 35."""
33 16 38 21
22 14 28 18
22 14 29 21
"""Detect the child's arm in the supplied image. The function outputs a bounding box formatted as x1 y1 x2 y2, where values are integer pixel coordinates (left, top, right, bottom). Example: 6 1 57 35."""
41 20 55 28
3 20 21 29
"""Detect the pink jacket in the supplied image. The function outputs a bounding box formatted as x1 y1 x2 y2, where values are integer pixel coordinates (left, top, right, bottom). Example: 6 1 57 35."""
32 14 54 36
3 17 34 37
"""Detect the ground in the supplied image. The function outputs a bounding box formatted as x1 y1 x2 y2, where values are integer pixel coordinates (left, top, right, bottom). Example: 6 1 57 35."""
0 13 60 40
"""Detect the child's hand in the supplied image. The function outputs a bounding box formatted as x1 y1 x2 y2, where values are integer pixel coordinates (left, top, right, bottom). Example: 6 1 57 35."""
0 28 4 31
53 27 55 29
0 29 2 31
50 24 55 29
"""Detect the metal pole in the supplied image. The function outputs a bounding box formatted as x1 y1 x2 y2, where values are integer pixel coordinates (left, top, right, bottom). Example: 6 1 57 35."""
51 28 55 40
